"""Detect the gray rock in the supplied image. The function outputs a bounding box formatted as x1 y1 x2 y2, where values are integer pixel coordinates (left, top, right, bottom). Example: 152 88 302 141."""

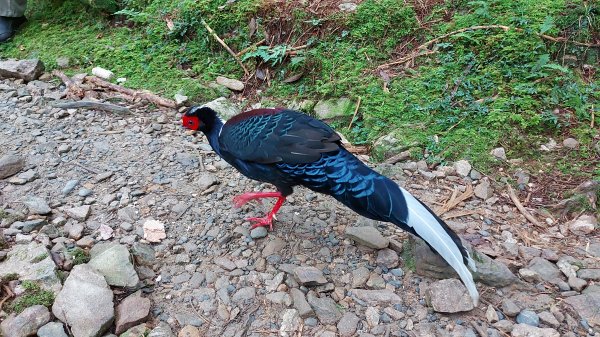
293 266 327 286
351 266 370 288
537 311 560 328
279 309 301 337
511 324 559 337
262 237 286 256
290 288 314 318
568 276 587 291
19 219 47 233
425 279 474 313
527 257 561 282
474 180 494 200
0 242 61 294
492 320 514 333
61 179 79 195
214 256 237 271
337 312 359 337
200 97 240 120
564 292 600 327
0 154 24 179
232 287 256 303
490 147 507 160
486 304 499 323
516 310 539 327
376 248 399 268
501 299 521 317
577 268 600 281
147 322 175 337
174 93 188 105
37 322 68 337
350 289 401 305
0 305 51 337
117 207 139 222
131 242 155 266
65 222 84 240
250 226 268 239
88 242 139 287
314 97 353 119
65 205 91 221
216 76 244 91
453 160 471 177
0 59 45 81
196 173 218 192
563 137 579 149
338 2 357 11
265 292 292 306
307 294 342 325
24 196 51 215
412 237 517 287
114 293 151 334
52 264 114 337
568 214 597 235
345 226 389 249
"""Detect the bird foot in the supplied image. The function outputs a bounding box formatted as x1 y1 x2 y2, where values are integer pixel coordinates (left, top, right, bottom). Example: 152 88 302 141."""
233 191 282 208
247 216 275 231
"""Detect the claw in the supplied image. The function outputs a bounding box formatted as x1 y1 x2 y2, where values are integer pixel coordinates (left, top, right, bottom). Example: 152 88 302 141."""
247 216 275 231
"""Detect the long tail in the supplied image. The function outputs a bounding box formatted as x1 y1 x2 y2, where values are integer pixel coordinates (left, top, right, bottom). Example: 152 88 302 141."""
277 148 479 305
362 177 479 305
396 185 478 305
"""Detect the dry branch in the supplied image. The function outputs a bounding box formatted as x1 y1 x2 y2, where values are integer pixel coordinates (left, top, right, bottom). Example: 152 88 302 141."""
86 76 177 109
378 25 600 70
347 96 362 130
436 184 474 215
201 19 249 76
50 100 131 114
506 184 543 227
52 70 85 99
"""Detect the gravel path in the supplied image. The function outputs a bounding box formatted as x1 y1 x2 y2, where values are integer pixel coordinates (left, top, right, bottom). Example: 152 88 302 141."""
0 75 598 337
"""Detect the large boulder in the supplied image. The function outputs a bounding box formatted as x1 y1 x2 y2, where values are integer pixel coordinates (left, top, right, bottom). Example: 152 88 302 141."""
52 264 114 337
0 242 61 294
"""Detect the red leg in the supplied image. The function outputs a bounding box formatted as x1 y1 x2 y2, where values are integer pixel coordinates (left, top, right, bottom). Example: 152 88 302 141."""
247 196 286 231
233 191 282 208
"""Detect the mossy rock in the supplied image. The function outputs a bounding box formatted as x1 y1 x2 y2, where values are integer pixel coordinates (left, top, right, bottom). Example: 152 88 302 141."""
314 97 354 119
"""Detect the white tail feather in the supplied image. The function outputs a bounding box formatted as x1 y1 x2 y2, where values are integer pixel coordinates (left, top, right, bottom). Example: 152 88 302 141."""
400 187 479 306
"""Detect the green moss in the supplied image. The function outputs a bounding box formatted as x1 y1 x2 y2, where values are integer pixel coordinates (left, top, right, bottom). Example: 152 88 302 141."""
401 239 416 272
9 281 55 314
0 0 597 180
31 253 49 263
1 273 19 283
68 247 90 265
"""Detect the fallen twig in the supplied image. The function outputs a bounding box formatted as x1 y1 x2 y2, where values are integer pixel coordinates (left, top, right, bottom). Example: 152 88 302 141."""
235 39 266 57
378 24 600 69
50 100 131 114
86 76 177 109
0 285 14 311
68 161 100 175
442 209 481 220
436 184 474 215
347 97 361 130
201 19 249 76
506 184 543 227
52 70 85 99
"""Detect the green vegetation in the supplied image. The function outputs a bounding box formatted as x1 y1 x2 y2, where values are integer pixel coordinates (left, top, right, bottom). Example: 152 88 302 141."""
68 247 90 265
401 239 416 272
31 252 48 263
0 0 598 182
9 281 55 313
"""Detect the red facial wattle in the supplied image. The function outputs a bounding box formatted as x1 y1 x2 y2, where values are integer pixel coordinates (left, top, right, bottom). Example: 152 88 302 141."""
182 115 200 130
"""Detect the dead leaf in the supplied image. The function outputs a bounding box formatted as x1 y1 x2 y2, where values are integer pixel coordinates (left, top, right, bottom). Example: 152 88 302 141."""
166 18 174 31
282 72 303 83
249 17 257 37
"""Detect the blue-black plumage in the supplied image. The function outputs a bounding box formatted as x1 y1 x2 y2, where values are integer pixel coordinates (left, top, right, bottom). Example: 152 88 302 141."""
182 106 479 305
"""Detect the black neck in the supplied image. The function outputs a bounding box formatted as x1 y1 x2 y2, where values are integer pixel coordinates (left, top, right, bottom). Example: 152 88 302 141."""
205 117 224 157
